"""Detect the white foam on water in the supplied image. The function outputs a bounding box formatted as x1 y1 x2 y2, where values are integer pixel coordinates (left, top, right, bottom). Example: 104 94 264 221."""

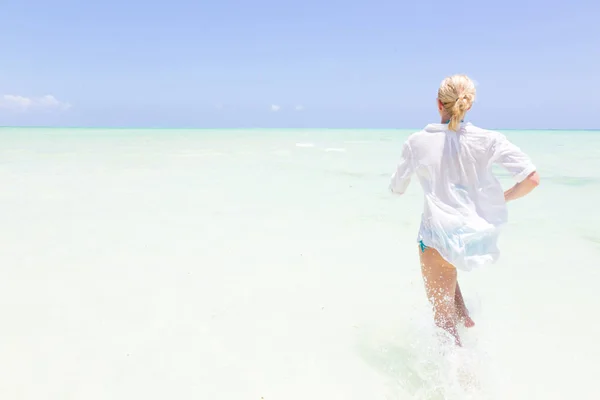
0 128 598 400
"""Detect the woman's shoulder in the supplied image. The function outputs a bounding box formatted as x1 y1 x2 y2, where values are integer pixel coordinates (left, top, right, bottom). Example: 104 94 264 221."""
464 123 503 136
404 127 436 148
463 124 509 145
409 123 447 138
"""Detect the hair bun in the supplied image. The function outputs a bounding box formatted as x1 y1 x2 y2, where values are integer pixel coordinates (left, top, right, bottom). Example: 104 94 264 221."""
437 74 476 131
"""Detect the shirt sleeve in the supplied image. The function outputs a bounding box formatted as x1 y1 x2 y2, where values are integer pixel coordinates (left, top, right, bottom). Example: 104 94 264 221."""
491 134 536 183
389 141 415 195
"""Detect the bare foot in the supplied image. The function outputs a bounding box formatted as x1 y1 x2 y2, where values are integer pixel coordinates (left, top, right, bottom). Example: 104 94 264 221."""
456 307 475 328
463 315 475 328
436 321 462 346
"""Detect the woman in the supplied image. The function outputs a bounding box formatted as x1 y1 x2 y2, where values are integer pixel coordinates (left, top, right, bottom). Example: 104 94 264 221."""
389 74 540 345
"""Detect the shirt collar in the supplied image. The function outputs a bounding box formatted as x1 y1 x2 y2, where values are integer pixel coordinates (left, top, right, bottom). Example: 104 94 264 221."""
424 121 471 132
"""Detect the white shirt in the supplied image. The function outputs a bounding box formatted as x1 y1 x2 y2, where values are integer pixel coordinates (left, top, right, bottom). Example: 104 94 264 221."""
390 122 536 271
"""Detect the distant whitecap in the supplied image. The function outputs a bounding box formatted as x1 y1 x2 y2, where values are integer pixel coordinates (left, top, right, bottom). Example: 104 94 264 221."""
324 148 346 152
295 143 315 148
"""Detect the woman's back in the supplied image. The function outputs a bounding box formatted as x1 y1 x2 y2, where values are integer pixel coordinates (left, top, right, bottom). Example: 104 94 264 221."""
390 122 536 270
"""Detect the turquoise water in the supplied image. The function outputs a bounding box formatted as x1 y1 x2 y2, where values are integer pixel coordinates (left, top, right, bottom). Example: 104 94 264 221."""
0 127 598 399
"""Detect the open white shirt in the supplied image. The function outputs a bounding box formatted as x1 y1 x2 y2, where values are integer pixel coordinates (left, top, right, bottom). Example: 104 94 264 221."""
390 122 536 271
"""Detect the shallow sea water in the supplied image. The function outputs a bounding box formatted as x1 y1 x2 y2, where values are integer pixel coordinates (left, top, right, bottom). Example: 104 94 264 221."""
0 127 598 399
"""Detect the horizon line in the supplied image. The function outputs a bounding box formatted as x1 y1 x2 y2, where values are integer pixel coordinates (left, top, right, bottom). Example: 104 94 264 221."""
1 125 599 131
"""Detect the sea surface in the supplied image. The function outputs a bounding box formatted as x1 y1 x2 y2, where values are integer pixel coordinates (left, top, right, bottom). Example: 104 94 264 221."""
0 127 598 400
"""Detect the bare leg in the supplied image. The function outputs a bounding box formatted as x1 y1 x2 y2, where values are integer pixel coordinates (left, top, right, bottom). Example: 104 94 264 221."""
419 246 461 346
455 282 475 328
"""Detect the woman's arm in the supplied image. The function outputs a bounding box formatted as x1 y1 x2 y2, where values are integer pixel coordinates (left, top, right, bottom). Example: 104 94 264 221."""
490 133 539 202
504 171 540 202
389 141 415 195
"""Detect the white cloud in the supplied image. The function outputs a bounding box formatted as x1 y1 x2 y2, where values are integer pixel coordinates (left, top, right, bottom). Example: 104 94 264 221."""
295 105 304 111
0 94 71 112
1 95 33 109
270 104 281 112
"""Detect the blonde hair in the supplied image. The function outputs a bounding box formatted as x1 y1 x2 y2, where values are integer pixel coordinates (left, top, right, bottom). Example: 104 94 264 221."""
438 74 476 131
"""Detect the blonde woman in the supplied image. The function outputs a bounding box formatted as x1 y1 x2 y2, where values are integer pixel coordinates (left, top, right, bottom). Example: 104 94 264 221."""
390 75 540 345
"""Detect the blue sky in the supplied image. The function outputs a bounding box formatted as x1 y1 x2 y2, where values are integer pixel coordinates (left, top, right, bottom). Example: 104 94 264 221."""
1 0 598 129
